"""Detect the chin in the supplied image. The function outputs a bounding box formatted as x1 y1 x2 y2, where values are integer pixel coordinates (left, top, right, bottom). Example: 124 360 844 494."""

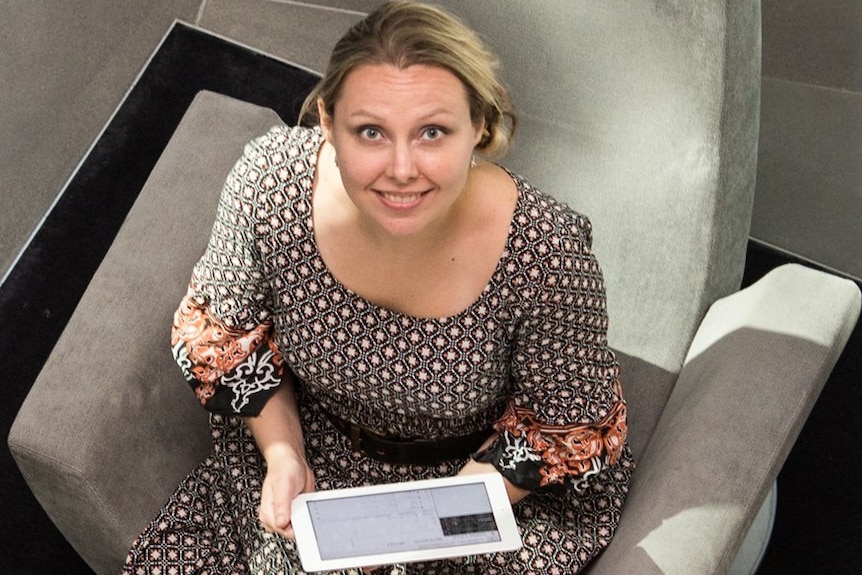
377 220 429 239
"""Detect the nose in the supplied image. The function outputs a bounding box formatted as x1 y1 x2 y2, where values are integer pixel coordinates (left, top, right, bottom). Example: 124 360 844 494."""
387 142 419 183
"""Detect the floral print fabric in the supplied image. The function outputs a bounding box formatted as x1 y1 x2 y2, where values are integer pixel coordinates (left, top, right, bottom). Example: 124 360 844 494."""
475 388 628 491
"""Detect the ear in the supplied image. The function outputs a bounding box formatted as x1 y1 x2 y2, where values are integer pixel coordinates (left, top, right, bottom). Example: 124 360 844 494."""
318 98 333 141
472 117 486 148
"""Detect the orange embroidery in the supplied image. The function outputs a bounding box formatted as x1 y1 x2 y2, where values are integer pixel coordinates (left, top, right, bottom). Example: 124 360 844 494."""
171 288 283 405
495 380 628 487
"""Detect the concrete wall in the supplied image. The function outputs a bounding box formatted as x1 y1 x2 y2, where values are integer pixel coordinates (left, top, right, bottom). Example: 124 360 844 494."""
752 0 862 280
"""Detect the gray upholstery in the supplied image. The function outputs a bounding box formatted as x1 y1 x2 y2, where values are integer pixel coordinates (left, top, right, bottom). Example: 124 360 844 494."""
8 2 862 574
589 263 860 574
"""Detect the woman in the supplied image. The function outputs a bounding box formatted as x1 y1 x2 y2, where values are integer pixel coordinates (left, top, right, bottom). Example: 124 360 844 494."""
123 2 633 574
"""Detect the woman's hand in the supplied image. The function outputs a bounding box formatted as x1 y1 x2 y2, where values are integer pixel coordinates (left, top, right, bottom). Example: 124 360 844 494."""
258 448 316 538
244 379 314 539
459 458 530 505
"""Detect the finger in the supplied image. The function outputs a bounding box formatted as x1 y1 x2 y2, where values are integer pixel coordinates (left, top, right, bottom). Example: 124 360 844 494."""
271 482 293 531
305 466 317 494
258 480 283 533
258 500 276 533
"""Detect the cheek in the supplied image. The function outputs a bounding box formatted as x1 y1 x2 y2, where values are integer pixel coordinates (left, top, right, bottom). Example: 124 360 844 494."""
335 149 379 187
434 162 467 188
334 144 472 190
433 150 472 185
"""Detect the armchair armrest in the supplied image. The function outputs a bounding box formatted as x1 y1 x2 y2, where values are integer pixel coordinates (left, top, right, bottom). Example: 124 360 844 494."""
588 263 861 575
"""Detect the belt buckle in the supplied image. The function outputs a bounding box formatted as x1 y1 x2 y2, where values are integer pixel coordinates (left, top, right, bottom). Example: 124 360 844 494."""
349 423 363 453
348 420 387 453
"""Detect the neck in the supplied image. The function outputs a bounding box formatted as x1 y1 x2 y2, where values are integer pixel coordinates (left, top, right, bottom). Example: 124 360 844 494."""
356 206 461 260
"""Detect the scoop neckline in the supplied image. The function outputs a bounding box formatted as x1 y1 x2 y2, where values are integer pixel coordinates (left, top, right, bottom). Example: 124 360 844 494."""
301 127 522 323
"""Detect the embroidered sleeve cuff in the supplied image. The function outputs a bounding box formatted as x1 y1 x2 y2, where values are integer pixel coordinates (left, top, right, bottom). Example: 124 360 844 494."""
472 430 546 491
171 291 284 416
485 399 629 491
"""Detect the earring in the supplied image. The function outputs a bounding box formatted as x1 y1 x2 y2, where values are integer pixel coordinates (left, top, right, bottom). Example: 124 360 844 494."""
470 154 477 169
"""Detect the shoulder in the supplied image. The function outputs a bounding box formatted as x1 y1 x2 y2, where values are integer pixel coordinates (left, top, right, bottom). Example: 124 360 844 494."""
503 171 604 304
218 126 322 225
226 125 323 197
238 125 324 169
507 171 594 252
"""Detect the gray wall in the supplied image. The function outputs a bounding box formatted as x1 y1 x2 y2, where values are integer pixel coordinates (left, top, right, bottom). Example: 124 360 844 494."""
752 0 862 280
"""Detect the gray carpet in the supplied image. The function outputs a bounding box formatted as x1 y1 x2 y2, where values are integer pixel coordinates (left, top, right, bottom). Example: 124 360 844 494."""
0 0 363 281
0 0 202 279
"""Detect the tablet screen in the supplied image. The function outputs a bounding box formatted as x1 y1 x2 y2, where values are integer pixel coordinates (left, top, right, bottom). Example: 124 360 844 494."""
307 482 501 560
292 473 521 571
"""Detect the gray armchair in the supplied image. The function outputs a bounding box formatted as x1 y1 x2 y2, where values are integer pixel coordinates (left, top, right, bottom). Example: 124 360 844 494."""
9 2 861 575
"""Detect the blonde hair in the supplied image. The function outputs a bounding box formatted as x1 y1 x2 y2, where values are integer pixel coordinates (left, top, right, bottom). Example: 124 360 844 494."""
299 1 516 158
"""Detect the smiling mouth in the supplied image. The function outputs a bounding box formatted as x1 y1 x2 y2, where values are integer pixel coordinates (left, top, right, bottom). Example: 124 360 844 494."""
377 191 428 206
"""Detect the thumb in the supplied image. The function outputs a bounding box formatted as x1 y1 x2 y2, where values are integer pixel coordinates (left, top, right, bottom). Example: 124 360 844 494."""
272 483 292 531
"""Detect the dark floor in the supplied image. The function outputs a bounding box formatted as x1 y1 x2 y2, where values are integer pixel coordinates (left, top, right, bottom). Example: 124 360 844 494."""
1 23 860 575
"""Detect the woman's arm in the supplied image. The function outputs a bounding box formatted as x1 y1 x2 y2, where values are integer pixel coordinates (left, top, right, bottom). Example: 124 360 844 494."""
244 376 315 538
460 208 630 498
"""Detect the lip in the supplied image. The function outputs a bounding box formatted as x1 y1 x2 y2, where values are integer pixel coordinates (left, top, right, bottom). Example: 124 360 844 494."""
374 189 431 210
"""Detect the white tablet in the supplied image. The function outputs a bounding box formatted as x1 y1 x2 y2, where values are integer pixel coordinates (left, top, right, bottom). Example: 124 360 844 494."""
291 473 522 572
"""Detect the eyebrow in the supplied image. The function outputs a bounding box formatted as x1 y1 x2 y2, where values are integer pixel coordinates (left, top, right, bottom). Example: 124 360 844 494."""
347 108 457 122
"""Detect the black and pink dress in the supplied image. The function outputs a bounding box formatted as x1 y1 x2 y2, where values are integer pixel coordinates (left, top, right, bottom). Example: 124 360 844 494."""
122 125 633 575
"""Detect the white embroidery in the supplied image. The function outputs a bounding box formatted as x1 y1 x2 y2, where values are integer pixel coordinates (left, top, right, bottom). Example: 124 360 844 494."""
171 341 196 382
222 348 281 412
498 432 542 470
570 456 605 494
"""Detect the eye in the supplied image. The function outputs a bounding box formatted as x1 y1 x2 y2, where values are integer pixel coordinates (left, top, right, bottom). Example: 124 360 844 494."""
421 126 447 141
358 126 383 141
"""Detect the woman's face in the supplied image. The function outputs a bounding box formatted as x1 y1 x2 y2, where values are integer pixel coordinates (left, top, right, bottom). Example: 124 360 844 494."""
319 63 484 240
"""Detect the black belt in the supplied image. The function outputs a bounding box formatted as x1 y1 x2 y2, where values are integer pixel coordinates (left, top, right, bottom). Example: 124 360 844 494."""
324 410 492 466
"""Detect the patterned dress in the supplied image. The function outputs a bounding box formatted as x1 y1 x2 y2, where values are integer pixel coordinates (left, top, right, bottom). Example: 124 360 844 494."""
122 125 634 575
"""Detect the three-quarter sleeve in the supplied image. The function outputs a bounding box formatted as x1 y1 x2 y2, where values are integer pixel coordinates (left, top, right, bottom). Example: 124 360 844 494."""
170 133 286 416
474 205 629 493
